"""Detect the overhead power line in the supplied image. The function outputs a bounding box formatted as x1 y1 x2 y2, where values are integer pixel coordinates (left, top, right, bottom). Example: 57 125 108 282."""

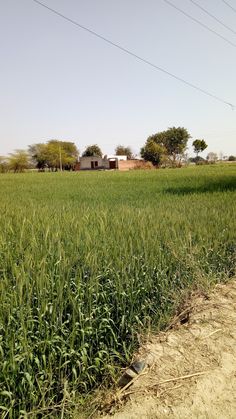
30 0 234 109
221 0 236 14
162 0 236 48
188 0 236 35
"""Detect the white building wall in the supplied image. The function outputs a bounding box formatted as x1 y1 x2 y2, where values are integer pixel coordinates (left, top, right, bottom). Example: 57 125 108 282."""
80 156 111 170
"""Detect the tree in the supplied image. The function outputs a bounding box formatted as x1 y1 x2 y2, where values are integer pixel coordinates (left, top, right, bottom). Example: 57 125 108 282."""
141 127 190 167
28 143 48 170
140 139 167 166
228 155 236 161
8 150 30 172
115 145 133 159
46 140 78 171
29 140 79 171
82 144 102 157
207 152 218 163
192 139 208 157
59 141 79 170
164 127 190 163
0 156 9 173
45 141 65 170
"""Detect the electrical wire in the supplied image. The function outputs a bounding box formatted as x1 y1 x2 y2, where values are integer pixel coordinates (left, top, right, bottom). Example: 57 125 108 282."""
221 0 236 14
187 0 236 35
162 0 236 48
30 0 234 109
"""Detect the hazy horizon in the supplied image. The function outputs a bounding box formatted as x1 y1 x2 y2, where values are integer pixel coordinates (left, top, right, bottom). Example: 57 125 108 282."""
1 0 236 158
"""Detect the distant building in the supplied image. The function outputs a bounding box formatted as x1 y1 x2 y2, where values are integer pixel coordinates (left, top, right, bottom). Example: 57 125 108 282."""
106 155 127 161
79 156 118 170
78 155 145 171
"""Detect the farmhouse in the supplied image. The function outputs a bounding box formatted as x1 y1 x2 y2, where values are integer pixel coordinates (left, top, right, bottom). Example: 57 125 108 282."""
79 156 118 170
79 155 145 171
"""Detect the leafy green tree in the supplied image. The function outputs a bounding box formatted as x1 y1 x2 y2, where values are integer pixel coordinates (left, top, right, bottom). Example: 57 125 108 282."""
45 141 64 170
228 155 236 161
164 127 190 163
44 140 78 171
140 140 167 166
141 127 190 167
60 141 79 170
115 145 133 159
82 144 102 157
29 140 79 171
8 150 30 172
192 139 208 157
28 143 48 170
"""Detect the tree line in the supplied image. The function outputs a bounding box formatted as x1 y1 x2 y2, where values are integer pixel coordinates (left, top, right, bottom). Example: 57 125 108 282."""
0 128 234 172
0 141 134 173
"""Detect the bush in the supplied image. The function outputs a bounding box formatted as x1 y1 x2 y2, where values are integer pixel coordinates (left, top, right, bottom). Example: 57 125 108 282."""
189 156 206 164
0 162 9 173
196 160 208 166
133 161 154 170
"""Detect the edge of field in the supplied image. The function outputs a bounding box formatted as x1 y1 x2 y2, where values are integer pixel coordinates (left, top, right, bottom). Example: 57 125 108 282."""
82 278 236 419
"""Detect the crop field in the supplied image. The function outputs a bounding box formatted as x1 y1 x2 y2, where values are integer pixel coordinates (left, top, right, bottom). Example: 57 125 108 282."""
0 164 236 417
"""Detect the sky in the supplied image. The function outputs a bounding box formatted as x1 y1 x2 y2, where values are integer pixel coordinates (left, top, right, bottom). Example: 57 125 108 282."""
0 0 236 158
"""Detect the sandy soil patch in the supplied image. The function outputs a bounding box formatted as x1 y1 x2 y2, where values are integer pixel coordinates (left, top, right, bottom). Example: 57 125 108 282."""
100 280 236 419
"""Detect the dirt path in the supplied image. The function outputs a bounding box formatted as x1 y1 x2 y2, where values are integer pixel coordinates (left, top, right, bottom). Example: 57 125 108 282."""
102 280 236 419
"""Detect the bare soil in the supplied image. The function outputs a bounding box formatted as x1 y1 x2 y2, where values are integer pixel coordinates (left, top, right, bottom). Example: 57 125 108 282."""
100 280 236 419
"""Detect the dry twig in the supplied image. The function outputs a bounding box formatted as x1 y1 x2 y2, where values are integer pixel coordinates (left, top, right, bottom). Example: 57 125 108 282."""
201 329 222 339
150 371 206 387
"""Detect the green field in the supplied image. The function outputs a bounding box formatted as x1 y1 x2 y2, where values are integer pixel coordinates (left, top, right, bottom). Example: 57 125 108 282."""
0 165 236 417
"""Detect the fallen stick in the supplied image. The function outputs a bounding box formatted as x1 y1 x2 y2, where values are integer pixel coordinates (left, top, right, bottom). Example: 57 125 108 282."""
201 329 222 339
151 371 206 386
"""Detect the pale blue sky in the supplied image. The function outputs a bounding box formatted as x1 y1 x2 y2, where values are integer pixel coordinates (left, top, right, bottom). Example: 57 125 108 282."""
1 0 236 157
